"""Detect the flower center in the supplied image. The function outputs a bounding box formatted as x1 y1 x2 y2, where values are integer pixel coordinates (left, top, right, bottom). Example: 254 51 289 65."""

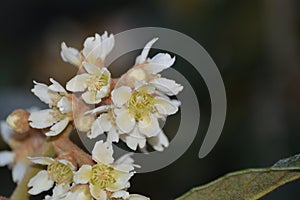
91 164 116 189
47 162 73 184
87 72 110 92
128 91 154 120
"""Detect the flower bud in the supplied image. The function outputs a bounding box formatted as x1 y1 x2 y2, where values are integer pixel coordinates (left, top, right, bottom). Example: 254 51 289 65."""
6 109 30 134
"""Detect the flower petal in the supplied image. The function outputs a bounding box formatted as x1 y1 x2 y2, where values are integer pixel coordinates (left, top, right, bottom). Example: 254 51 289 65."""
49 78 67 94
83 32 114 65
92 140 114 165
111 190 129 199
29 109 59 129
112 86 132 107
74 165 92 184
121 128 146 150
154 97 178 115
66 73 89 92
28 170 54 195
12 162 27 183
31 81 53 104
0 151 14 166
45 118 69 137
135 38 158 64
129 194 150 200
138 114 160 137
107 127 119 143
148 130 169 151
106 171 133 192
82 91 101 104
0 121 13 143
89 184 107 200
88 116 106 139
28 157 54 165
144 53 175 74
150 77 183 96
82 62 101 75
45 183 70 199
57 96 72 114
60 42 82 67
115 108 135 133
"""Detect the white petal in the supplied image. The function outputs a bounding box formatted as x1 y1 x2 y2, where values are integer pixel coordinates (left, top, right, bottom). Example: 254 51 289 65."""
150 77 183 96
154 97 178 115
0 151 14 166
92 140 114 165
31 81 53 104
82 62 101 75
107 127 119 143
64 186 92 200
28 170 54 195
95 85 110 99
115 108 135 133
144 53 175 74
74 165 92 184
28 157 54 165
29 109 59 129
66 74 89 92
12 162 27 184
148 130 169 151
0 121 13 143
58 159 76 171
121 128 146 150
89 184 107 200
85 105 111 115
48 184 70 199
107 171 133 192
129 194 150 200
82 91 102 104
135 38 158 64
57 96 72 114
100 32 114 60
83 32 114 64
60 42 82 67
111 190 129 199
45 118 69 137
112 86 132 107
89 117 105 139
114 153 139 172
138 114 160 137
49 78 67 94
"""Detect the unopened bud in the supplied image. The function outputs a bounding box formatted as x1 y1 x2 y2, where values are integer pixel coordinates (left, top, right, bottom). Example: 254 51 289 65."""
6 109 30 134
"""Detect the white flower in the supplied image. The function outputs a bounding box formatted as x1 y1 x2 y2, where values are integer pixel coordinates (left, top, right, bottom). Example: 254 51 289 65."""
66 62 111 104
74 141 135 200
29 79 72 136
61 32 114 67
28 157 75 195
111 84 179 150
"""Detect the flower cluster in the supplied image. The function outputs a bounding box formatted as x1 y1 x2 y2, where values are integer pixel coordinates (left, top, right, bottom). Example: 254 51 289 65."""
0 31 183 200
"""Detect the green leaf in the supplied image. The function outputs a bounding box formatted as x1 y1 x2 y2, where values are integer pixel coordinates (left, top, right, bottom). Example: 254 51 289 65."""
177 154 300 200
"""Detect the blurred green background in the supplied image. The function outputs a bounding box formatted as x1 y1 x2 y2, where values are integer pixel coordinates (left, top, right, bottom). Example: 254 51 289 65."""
1 0 300 199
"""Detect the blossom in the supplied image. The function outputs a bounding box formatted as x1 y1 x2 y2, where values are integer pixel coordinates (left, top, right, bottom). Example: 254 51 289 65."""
29 78 72 136
111 190 150 200
27 157 75 195
74 141 135 200
66 62 111 104
111 83 179 150
61 32 114 68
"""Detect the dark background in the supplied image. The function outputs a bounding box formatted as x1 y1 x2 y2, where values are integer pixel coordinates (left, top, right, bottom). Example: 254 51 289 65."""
1 0 300 199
